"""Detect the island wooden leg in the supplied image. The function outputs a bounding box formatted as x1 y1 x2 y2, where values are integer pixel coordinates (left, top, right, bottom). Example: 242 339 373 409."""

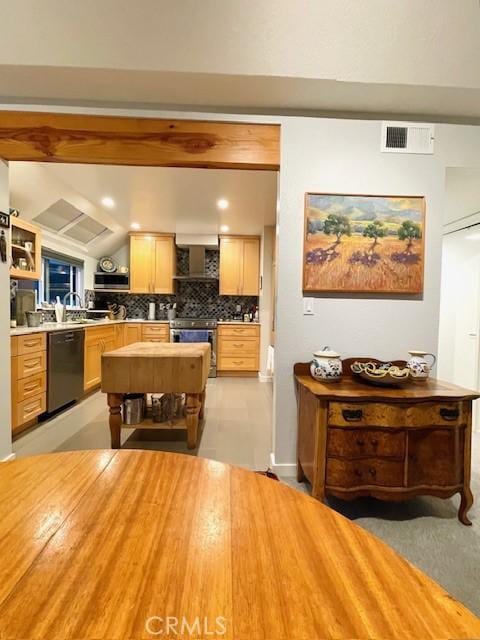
186 393 201 449
199 388 206 420
458 487 473 526
107 393 123 449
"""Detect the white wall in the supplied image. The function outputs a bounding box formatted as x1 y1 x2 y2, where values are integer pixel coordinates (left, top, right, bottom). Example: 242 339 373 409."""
259 225 275 380
0 161 12 460
274 117 475 467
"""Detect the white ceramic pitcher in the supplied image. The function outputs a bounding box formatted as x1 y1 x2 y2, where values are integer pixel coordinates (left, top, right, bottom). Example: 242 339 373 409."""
407 350 436 380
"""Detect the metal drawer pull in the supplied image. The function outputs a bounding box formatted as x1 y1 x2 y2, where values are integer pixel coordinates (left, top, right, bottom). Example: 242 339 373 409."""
342 409 363 422
440 407 459 421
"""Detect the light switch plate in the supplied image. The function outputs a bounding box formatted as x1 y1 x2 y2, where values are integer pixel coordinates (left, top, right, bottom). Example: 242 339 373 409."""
303 297 314 315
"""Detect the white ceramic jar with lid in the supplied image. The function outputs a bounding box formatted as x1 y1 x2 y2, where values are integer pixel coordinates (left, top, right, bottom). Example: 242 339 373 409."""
310 347 342 382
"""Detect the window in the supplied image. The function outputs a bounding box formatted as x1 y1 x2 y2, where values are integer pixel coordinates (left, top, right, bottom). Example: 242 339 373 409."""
36 250 84 306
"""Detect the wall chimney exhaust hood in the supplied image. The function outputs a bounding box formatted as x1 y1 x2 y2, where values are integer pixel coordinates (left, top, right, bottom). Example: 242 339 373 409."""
174 234 219 281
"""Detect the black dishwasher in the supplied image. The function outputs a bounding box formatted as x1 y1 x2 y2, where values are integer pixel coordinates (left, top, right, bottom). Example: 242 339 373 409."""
47 329 85 413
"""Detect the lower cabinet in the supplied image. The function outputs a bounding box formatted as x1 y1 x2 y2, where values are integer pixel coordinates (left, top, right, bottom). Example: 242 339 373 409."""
142 324 170 342
11 334 47 436
84 326 117 392
124 323 143 345
217 324 260 375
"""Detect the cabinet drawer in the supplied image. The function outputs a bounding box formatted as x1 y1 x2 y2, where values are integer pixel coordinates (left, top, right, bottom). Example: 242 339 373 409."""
142 325 169 338
143 337 169 343
15 351 47 380
328 402 465 428
326 458 404 488
218 356 258 371
16 371 46 402
327 428 405 460
218 325 260 338
17 333 46 355
218 339 259 356
85 326 116 344
15 393 46 427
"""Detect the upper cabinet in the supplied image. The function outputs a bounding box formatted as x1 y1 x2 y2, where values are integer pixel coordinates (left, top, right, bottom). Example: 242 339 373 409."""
10 218 42 280
130 233 175 294
219 236 260 296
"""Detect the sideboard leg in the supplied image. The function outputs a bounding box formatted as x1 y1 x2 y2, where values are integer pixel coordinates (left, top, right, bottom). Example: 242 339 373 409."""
458 488 473 526
107 393 123 449
297 458 306 482
186 393 200 449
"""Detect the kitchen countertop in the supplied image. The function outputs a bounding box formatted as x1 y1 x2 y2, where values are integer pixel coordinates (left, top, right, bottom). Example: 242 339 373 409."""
10 319 260 336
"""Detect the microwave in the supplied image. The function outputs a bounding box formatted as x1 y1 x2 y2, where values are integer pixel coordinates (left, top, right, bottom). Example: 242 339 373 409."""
94 272 130 290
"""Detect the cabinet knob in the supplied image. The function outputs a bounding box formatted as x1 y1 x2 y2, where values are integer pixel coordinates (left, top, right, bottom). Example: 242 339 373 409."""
370 438 378 447
356 438 365 446
369 468 377 477
354 469 362 477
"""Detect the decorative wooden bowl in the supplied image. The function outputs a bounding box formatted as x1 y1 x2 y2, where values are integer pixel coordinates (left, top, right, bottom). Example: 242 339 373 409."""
350 360 411 387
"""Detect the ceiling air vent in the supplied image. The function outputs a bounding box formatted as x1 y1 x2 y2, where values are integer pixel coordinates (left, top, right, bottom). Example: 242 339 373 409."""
381 122 434 154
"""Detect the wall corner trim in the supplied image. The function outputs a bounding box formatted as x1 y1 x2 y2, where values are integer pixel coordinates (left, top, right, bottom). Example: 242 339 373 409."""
1 453 16 462
269 452 296 477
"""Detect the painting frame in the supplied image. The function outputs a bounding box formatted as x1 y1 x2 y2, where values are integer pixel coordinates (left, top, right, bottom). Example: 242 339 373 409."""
303 192 426 295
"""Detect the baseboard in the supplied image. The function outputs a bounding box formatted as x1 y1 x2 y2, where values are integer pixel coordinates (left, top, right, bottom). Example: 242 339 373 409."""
258 373 273 382
1 453 16 462
269 452 296 477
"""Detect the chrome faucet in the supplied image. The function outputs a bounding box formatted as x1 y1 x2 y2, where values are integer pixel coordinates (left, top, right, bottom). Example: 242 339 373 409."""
62 292 83 322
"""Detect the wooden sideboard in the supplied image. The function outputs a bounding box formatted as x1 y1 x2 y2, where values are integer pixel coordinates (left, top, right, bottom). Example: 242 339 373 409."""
294 361 480 525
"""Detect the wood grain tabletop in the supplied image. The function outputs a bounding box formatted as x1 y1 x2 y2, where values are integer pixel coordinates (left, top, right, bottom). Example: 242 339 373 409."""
0 450 478 640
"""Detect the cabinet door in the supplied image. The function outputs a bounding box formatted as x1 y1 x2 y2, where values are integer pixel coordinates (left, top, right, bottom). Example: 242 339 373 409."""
219 238 243 295
242 237 260 295
84 340 101 391
153 236 175 294
125 324 142 345
407 429 464 487
130 236 154 293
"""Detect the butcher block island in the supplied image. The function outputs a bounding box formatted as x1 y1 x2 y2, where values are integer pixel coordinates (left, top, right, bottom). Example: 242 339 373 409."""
294 362 480 525
102 342 210 449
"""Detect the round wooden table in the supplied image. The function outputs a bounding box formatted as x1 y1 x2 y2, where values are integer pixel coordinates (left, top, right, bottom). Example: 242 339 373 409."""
0 450 478 639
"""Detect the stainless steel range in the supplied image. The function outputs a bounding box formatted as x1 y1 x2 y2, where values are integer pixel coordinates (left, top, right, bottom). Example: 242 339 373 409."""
170 318 217 377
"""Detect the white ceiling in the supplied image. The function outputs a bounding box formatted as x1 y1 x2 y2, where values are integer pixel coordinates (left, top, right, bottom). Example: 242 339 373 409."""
9 162 278 257
0 1 480 120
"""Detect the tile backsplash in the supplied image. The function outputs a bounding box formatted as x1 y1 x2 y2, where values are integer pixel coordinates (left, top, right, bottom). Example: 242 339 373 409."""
91 249 258 320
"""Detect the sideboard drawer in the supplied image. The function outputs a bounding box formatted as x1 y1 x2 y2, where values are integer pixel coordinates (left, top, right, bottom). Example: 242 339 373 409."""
326 458 404 488
327 428 405 460
328 402 465 428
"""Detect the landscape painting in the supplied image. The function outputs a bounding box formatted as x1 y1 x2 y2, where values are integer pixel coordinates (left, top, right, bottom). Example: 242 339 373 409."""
303 193 425 294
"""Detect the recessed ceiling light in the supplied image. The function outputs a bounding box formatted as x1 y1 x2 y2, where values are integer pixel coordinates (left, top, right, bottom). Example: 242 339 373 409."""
220 224 230 233
217 198 229 210
101 196 115 208
130 222 141 230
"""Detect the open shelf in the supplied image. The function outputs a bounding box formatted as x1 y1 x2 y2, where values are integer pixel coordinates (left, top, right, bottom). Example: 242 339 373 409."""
122 416 188 430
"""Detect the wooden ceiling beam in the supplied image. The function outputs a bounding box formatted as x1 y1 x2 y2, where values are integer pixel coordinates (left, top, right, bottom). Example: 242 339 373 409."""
0 111 280 170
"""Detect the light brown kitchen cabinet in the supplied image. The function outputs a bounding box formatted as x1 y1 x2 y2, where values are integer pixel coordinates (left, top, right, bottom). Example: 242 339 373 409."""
84 326 117 392
10 218 42 281
11 333 47 436
130 233 175 294
217 323 260 375
124 323 143 345
142 324 170 342
219 236 260 296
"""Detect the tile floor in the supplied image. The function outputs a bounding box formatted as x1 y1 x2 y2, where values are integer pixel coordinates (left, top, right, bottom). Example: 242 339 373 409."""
13 377 273 471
